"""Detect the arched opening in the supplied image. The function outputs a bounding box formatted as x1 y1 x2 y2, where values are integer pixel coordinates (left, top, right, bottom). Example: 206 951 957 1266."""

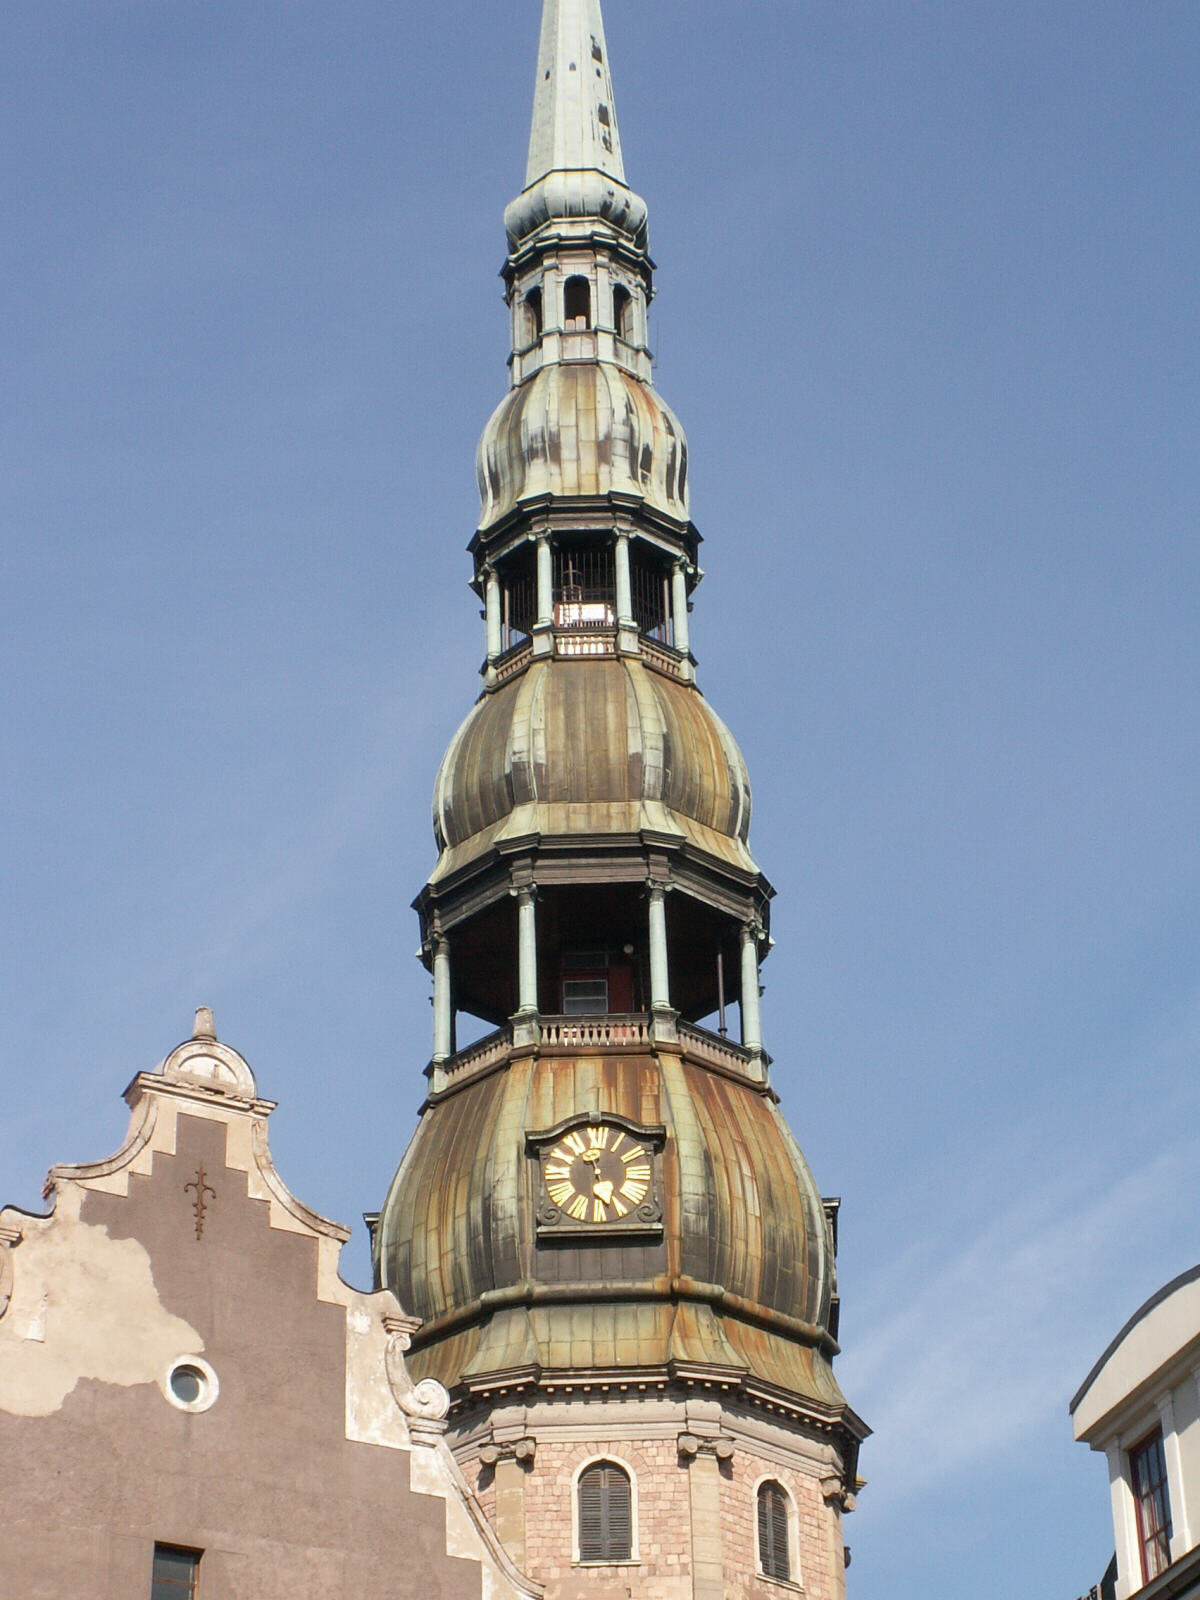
613 283 635 342
563 275 592 332
577 1460 633 1563
757 1481 793 1584
522 285 543 345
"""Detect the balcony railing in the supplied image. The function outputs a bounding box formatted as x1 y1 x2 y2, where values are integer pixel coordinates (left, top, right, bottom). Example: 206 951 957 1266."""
437 1015 761 1090
540 1013 652 1050
639 636 686 679
491 640 534 686
676 1020 758 1075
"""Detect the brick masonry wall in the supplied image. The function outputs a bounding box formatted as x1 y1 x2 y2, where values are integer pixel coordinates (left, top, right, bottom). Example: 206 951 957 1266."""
472 1432 845 1600
721 1449 843 1600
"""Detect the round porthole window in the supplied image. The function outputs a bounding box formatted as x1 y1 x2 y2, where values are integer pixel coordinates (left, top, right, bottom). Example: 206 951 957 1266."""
164 1356 218 1413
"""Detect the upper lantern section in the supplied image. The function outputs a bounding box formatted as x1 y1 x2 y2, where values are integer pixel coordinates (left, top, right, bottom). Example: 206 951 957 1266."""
504 0 649 251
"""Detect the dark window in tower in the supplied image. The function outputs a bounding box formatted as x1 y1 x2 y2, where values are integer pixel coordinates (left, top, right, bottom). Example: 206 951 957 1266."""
577 1460 633 1563
564 276 592 332
757 1481 792 1583
613 284 634 343
151 1545 201 1600
522 286 543 345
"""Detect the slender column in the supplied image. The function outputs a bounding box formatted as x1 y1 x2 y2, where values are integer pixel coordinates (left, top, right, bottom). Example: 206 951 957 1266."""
517 887 539 1014
432 937 452 1063
740 921 763 1056
614 529 637 653
614 531 633 623
536 535 554 628
671 561 691 657
485 567 503 663
648 886 671 1012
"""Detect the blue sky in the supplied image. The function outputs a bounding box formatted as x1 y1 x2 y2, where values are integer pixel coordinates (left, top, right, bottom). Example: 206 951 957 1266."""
3 4 1198 1597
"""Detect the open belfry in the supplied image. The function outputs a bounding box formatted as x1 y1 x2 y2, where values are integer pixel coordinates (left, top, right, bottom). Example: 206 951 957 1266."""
376 1 869 1594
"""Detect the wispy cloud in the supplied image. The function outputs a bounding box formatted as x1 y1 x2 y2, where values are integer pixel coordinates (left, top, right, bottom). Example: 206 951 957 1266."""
840 1128 1199 1504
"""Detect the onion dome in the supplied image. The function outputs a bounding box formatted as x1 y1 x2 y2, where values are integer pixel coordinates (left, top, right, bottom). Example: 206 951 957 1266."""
377 1037 844 1409
430 656 754 883
477 362 689 528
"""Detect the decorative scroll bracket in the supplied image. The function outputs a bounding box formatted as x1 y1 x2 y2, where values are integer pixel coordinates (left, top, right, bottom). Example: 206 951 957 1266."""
383 1312 451 1446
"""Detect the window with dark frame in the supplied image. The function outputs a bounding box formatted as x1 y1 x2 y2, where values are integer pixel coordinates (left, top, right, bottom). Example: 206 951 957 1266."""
757 1480 792 1583
577 1460 633 1563
1131 1428 1173 1583
151 1544 201 1600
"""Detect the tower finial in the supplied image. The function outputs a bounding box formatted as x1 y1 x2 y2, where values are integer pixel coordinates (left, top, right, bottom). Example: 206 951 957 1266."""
506 0 646 250
526 0 625 187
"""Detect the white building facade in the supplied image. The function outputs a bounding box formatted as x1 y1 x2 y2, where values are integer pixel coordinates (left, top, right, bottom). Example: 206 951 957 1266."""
1072 1266 1200 1600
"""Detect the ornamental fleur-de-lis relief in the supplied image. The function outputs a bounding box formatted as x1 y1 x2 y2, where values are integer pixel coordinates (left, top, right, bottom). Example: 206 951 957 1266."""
183 1165 216 1240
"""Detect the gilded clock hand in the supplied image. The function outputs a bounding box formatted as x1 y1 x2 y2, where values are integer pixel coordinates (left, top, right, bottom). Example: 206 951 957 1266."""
593 1179 614 1205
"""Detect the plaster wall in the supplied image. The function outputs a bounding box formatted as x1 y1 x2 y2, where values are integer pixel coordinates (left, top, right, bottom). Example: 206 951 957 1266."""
0 1062 535 1600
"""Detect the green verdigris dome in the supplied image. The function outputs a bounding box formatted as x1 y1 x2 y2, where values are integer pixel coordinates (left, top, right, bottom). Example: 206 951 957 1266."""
376 1044 844 1409
430 656 754 884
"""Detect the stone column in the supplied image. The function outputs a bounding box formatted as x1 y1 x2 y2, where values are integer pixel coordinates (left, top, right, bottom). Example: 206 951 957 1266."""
740 922 763 1058
485 567 503 664
648 886 671 1013
432 937 452 1064
614 529 636 652
517 888 538 1015
534 534 554 656
672 559 692 658
687 1452 724 1600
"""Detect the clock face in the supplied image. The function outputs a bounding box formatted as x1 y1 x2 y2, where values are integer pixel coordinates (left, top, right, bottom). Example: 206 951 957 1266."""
543 1124 652 1225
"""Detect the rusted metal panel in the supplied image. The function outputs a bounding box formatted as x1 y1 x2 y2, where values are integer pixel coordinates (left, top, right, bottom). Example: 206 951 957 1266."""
380 1036 842 1412
432 658 754 874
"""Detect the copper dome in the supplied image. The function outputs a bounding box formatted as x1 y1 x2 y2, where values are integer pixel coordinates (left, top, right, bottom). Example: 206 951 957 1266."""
430 656 756 883
476 362 690 530
377 1043 844 1410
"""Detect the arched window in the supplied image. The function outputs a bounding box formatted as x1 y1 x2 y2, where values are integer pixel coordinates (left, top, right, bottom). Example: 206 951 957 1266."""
564 275 592 332
522 286 543 344
577 1460 633 1563
757 1481 792 1583
613 283 634 342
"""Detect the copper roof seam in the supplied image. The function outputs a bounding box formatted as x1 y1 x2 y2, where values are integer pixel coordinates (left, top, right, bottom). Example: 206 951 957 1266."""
407 1275 837 1358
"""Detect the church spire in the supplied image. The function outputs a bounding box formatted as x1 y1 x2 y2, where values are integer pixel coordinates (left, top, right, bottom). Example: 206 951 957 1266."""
525 0 626 186
504 0 647 251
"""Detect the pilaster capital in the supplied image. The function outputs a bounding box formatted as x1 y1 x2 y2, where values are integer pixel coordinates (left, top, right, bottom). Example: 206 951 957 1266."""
479 1437 537 1469
677 1432 735 1462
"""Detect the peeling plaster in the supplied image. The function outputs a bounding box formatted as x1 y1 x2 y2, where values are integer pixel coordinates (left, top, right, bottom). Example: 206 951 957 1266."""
0 1188 202 1417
